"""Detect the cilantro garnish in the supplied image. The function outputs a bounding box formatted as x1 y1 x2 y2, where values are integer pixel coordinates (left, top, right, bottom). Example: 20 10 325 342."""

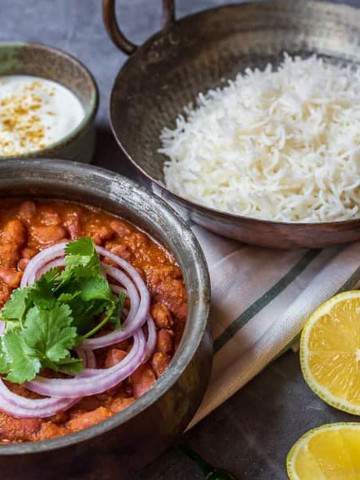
0 237 125 384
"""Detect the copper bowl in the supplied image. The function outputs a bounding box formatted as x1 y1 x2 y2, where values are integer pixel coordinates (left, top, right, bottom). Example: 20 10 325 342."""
0 159 211 479
104 0 360 248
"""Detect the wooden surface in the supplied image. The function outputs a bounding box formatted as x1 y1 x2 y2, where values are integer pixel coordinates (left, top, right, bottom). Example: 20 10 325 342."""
0 1 356 478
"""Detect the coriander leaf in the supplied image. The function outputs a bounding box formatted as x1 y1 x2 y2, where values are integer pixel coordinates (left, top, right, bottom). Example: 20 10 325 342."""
66 236 95 258
65 237 99 275
0 288 31 325
23 304 78 363
58 290 107 334
57 291 81 304
82 308 113 339
81 291 124 339
45 355 83 376
0 236 124 383
30 269 62 309
0 343 9 374
2 330 41 383
79 276 112 302
37 268 62 288
110 290 126 328
63 275 117 335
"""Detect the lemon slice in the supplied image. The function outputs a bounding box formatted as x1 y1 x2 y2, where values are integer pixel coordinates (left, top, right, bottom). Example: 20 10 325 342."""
300 290 360 414
287 423 360 480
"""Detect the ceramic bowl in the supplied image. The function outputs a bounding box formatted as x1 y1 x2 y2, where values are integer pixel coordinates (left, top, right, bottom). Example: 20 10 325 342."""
0 42 98 163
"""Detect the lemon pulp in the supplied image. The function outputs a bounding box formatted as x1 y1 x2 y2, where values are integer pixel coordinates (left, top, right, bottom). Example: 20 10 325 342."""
300 291 360 414
287 423 360 480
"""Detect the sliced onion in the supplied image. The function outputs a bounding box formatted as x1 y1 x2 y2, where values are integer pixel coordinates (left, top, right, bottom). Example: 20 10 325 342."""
20 242 67 287
95 246 145 283
0 380 78 419
110 284 126 295
0 321 4 336
76 348 97 369
0 334 98 419
21 243 150 349
107 267 140 324
3 240 155 417
144 316 157 361
26 330 146 398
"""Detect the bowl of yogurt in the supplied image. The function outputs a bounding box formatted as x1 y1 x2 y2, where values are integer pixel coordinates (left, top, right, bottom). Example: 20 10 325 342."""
0 43 98 162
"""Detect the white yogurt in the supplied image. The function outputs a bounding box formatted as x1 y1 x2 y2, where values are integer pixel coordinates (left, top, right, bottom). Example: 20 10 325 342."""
0 75 85 156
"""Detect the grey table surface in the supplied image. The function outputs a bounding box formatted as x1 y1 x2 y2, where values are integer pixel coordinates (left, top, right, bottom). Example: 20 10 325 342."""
0 1 357 479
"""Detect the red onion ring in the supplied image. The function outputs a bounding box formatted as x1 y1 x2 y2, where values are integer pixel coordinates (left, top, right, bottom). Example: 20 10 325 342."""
144 316 157 361
110 284 126 295
0 381 78 419
76 348 96 369
0 325 105 418
20 242 67 287
1 240 156 417
0 337 90 419
26 330 146 398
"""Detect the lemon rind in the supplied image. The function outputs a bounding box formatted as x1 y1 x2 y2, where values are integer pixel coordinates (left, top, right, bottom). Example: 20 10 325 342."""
300 290 360 415
286 422 360 480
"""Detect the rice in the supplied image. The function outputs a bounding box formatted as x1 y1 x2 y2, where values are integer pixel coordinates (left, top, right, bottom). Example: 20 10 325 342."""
159 55 360 223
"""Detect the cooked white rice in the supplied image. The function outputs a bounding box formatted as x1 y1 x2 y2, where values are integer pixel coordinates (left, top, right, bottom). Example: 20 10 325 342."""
160 55 360 223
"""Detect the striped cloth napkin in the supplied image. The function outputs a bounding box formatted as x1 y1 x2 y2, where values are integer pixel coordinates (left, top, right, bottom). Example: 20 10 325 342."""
189 229 360 427
152 187 360 428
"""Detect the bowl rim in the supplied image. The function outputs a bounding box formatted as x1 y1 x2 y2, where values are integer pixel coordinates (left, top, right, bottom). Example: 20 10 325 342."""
0 41 99 160
108 0 360 229
0 158 211 455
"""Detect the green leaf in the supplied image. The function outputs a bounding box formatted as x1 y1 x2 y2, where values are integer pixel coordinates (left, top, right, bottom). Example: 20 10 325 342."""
0 343 9 373
65 236 95 258
23 304 78 363
110 290 126 328
0 288 31 325
67 275 120 335
57 291 80 304
30 269 61 309
38 268 62 288
45 355 83 376
65 237 100 275
80 276 111 302
59 292 107 334
81 290 125 339
2 330 41 383
0 237 125 383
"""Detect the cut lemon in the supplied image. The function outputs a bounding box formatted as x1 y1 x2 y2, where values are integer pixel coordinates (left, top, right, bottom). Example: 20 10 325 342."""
300 290 360 415
287 423 360 480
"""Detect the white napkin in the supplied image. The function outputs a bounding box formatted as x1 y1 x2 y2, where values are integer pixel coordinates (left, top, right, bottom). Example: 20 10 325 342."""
152 186 360 427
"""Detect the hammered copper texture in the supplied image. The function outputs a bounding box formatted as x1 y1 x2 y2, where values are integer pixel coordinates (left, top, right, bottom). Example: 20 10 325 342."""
109 0 360 248
0 159 212 479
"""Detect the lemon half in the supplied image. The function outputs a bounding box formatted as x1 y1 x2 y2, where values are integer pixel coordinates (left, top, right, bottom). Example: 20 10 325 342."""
287 423 360 480
300 290 360 415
